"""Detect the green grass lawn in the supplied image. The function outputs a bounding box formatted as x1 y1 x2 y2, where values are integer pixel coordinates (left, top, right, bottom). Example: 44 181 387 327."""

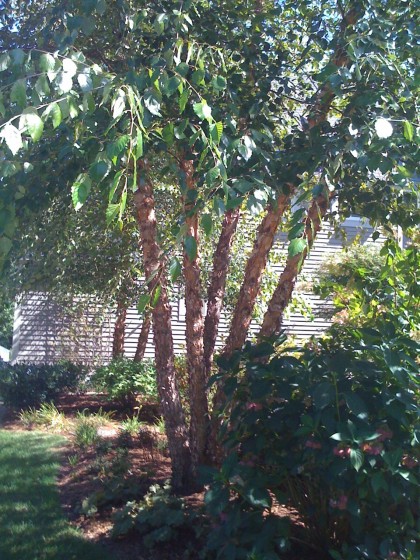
0 430 111 560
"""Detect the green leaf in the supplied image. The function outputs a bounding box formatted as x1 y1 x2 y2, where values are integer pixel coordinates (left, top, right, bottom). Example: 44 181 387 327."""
210 122 223 144
162 123 174 146
135 129 143 158
288 238 307 257
206 167 220 186
108 170 123 203
371 472 388 494
49 103 62 128
39 53 56 72
151 285 161 307
165 76 180 96
71 174 92 211
89 160 111 181
288 223 305 240
1 124 23 155
56 72 73 93
77 73 93 92
201 213 212 236
112 90 126 119
184 235 197 261
10 79 27 107
19 108 44 142
212 75 227 91
106 135 129 159
344 393 368 417
0 236 13 255
169 257 182 282
63 58 77 77
0 53 11 72
349 448 364 471
193 101 212 121
312 382 335 410
106 203 120 225
137 294 151 314
244 486 272 509
144 90 161 116
403 120 414 142
179 89 190 113
191 69 205 85
35 75 50 98
238 143 252 161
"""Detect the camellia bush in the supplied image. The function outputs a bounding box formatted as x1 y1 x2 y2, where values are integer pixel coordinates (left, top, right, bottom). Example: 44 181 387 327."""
0 361 86 407
206 322 419 560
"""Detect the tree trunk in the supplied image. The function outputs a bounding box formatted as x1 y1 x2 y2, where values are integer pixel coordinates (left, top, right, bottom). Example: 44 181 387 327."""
222 193 291 356
180 160 208 469
259 194 330 338
133 169 192 493
203 207 241 378
112 300 127 358
133 312 151 362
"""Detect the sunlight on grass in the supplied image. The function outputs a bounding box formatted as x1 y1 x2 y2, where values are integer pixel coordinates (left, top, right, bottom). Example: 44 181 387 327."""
0 430 111 560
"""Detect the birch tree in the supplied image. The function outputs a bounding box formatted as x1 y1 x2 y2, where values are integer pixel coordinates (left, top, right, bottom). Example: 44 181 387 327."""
0 0 418 490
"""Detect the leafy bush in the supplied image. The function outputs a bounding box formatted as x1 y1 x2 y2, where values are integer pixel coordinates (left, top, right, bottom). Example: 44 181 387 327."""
207 325 419 560
0 291 14 349
0 361 86 407
91 358 158 405
315 241 419 337
112 481 204 552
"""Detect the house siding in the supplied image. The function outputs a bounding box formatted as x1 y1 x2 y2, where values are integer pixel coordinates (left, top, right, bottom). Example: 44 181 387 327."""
11 219 381 365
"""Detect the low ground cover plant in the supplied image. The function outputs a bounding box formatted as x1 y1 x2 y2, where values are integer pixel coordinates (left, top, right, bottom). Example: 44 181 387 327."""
207 322 419 560
112 481 206 555
91 358 158 406
0 361 86 407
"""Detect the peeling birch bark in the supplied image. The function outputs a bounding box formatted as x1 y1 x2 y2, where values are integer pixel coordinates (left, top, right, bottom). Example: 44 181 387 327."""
259 194 330 338
133 312 151 362
223 193 291 355
203 207 241 378
133 169 192 492
112 300 127 358
180 160 209 469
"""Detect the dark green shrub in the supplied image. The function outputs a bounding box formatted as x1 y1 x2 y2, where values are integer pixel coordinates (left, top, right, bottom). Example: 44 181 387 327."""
91 358 158 405
206 324 419 560
0 361 86 407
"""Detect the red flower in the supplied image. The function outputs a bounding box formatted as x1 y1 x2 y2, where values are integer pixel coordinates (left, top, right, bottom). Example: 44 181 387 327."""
361 442 383 455
333 445 350 458
376 425 393 442
402 455 418 469
330 495 348 510
305 439 322 449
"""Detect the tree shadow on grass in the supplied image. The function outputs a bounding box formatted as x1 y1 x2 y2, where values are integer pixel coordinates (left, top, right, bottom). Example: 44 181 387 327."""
0 430 111 560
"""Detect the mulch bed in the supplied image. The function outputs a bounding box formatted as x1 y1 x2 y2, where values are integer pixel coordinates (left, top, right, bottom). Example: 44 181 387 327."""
1 393 312 560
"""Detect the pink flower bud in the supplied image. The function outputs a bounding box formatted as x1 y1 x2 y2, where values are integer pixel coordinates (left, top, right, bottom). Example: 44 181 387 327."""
402 455 418 469
246 402 263 411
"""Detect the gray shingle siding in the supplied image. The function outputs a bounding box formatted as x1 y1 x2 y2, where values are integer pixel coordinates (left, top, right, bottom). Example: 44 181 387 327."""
11 219 382 365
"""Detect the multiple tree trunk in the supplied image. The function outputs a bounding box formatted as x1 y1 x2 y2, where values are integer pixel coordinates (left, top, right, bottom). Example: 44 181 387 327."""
129 7 360 491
